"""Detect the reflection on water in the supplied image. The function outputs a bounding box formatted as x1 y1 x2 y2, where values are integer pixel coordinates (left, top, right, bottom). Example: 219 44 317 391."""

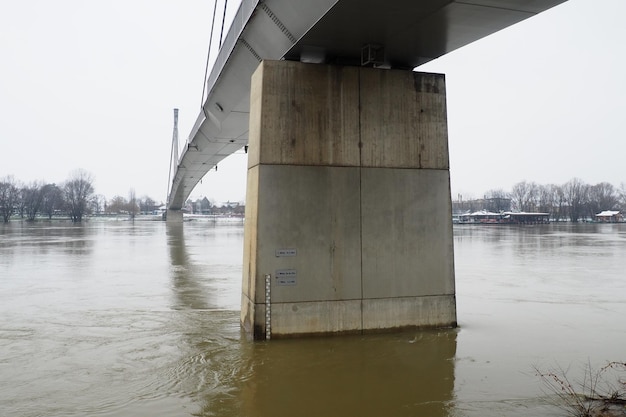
236 330 456 417
166 222 243 311
167 222 214 310
0 221 93 262
165 222 457 416
0 221 624 417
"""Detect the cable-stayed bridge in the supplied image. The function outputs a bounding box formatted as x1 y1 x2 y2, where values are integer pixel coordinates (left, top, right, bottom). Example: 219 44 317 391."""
166 0 568 339
167 0 567 211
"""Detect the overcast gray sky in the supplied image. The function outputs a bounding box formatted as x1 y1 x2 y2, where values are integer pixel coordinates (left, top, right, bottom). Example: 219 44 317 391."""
1 0 624 204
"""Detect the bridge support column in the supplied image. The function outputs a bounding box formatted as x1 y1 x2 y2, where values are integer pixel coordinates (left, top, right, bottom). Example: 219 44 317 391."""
166 209 183 223
241 60 456 339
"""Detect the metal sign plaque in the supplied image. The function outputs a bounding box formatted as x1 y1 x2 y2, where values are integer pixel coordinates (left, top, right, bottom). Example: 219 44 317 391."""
275 248 297 257
275 269 297 286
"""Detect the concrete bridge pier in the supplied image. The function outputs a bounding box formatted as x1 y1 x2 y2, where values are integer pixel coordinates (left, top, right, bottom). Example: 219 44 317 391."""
241 60 456 339
166 209 183 223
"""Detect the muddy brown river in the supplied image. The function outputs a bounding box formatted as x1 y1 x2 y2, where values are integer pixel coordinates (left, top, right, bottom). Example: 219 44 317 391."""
1 220 624 416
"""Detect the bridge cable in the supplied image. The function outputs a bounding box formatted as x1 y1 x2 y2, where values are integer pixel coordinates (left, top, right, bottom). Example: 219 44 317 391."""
200 0 220 110
219 0 229 48
165 137 174 207
166 130 174 205
166 109 179 206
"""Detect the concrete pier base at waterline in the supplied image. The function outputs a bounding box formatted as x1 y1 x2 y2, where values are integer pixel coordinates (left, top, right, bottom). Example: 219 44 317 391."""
241 60 456 339
165 209 183 223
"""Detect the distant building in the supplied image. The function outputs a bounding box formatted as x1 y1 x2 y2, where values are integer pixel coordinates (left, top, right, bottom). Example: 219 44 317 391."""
198 197 211 214
452 197 512 215
595 210 623 223
221 201 240 209
458 210 549 225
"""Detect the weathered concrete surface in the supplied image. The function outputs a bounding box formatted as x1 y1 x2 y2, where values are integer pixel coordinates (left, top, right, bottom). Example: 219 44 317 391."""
363 295 457 331
361 168 455 299
359 68 449 169
241 60 456 339
165 209 183 223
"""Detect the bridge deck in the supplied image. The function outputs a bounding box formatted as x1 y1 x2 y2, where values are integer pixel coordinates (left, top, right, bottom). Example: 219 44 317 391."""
168 0 567 209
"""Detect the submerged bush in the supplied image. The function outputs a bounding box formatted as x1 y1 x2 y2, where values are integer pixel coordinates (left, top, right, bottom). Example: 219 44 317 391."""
535 361 625 417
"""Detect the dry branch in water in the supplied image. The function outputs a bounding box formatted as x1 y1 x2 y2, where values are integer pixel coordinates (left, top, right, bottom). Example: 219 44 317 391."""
534 361 626 417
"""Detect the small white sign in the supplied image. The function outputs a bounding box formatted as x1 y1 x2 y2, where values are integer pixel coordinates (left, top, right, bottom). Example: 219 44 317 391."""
275 248 297 257
275 269 297 285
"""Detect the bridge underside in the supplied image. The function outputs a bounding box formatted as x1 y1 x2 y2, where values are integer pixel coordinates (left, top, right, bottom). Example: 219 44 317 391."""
166 0 567 211
241 61 456 339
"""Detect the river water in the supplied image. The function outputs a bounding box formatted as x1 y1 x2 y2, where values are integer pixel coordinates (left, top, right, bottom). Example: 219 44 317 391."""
0 220 624 417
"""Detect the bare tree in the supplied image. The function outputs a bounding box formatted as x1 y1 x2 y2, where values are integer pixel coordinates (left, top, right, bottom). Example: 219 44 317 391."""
63 169 95 222
587 182 618 216
15 187 27 219
552 184 568 222
511 181 538 212
563 178 589 222
0 176 20 222
484 189 511 212
537 184 557 215
618 183 626 212
90 194 106 215
128 188 138 219
21 181 45 221
139 196 157 214
106 195 128 214
41 183 64 219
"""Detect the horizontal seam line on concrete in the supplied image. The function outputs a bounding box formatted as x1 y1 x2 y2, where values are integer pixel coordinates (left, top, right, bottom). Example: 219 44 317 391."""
252 162 450 170
269 294 454 304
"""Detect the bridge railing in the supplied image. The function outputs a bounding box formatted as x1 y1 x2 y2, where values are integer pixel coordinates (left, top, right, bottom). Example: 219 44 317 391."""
186 0 258 149
207 0 258 97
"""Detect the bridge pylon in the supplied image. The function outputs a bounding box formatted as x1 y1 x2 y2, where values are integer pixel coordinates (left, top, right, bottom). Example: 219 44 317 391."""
166 108 183 222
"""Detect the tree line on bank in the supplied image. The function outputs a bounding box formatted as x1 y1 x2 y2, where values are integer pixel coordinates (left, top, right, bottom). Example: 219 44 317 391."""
5 171 621 224
0 170 244 223
0 170 161 223
453 178 626 222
